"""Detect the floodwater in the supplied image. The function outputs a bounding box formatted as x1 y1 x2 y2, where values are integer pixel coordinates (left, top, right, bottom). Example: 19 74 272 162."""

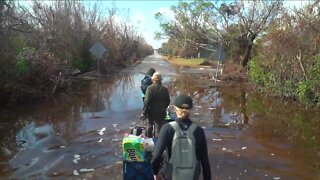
0 52 320 179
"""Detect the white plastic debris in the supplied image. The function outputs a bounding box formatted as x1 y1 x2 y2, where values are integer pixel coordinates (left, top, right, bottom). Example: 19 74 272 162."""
98 139 103 143
73 170 79 176
73 154 81 163
79 168 95 172
60 146 66 148
271 153 275 156
273 177 281 180
242 147 247 150
213 138 222 141
97 127 106 135
112 124 118 127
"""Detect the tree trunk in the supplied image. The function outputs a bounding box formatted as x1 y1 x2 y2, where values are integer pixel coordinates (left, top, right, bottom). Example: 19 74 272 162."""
241 34 257 67
241 43 253 67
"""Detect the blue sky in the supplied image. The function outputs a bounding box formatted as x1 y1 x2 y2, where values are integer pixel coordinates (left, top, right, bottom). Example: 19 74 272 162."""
93 0 180 49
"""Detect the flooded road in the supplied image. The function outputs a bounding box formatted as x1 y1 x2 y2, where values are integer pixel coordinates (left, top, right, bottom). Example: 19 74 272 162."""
0 52 320 179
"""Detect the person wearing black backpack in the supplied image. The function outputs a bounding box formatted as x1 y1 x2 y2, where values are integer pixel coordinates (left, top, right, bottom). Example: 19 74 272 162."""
141 72 170 138
141 68 156 102
151 94 211 180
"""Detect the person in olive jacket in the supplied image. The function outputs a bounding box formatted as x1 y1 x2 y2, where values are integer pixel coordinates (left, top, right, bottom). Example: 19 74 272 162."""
142 72 170 138
152 94 211 180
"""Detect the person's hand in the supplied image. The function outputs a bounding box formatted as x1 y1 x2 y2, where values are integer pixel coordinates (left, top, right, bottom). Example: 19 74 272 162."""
153 174 162 180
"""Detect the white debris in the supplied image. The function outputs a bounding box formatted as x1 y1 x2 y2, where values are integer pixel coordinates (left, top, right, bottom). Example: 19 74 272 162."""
208 107 216 110
213 138 222 141
271 153 275 156
273 177 281 180
79 168 95 172
97 127 106 135
73 154 81 163
241 147 247 150
112 124 118 127
98 139 103 143
73 170 79 176
60 146 66 148
222 147 233 152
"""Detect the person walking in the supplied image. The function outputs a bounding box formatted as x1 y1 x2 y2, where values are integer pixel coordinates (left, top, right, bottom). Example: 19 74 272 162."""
140 67 156 102
142 72 170 138
151 94 211 180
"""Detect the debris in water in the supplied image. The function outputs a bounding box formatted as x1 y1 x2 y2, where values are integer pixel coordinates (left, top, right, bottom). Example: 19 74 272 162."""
271 153 275 156
241 147 247 150
60 146 66 148
194 112 200 115
112 124 118 127
97 127 106 135
79 168 95 172
222 147 233 153
213 138 222 141
273 177 281 180
265 174 268 177
73 170 79 176
208 107 216 111
73 154 81 163
98 139 103 142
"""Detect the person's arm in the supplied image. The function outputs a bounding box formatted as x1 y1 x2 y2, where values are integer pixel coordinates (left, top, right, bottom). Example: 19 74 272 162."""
143 86 152 115
198 128 211 180
165 88 170 107
152 124 171 175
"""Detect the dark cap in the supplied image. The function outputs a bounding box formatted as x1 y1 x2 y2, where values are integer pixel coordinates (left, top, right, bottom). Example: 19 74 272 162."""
174 94 193 109
146 68 156 76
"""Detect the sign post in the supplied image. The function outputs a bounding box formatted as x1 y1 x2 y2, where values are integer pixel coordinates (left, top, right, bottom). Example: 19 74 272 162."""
89 41 108 79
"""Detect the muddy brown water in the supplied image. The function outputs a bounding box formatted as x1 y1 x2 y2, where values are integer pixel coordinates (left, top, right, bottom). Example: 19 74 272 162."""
0 53 320 179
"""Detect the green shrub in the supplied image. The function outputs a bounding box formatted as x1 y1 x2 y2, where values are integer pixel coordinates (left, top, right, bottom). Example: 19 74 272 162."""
15 47 35 76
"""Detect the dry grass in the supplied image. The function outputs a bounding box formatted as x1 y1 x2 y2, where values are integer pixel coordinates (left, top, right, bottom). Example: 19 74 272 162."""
220 63 248 81
163 56 212 67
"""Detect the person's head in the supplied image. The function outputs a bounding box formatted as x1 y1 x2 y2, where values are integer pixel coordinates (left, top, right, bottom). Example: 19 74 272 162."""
174 94 193 119
151 72 162 83
146 68 156 76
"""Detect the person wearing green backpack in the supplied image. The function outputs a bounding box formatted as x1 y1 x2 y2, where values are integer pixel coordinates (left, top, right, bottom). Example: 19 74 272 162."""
151 94 211 180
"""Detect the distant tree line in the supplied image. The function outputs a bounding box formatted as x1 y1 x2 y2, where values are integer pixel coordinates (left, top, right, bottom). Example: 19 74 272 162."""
0 0 153 105
156 0 320 106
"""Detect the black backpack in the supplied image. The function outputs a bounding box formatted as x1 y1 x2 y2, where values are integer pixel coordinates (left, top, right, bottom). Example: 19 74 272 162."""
140 75 152 94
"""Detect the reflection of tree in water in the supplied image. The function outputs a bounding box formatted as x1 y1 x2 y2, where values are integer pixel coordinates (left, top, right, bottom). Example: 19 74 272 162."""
209 86 250 129
0 73 137 157
248 94 320 154
98 73 135 110
168 74 207 96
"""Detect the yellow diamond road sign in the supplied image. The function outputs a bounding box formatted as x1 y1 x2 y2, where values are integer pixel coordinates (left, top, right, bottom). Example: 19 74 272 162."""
90 42 107 59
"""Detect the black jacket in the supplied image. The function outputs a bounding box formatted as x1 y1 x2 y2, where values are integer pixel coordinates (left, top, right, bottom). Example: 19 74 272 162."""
143 82 170 120
151 118 211 180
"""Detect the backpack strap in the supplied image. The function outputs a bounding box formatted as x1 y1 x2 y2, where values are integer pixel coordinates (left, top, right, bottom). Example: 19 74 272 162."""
169 121 197 134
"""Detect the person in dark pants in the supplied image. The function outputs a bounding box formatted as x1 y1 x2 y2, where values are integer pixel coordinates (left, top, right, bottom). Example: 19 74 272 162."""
140 68 156 102
151 94 211 180
142 72 170 138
